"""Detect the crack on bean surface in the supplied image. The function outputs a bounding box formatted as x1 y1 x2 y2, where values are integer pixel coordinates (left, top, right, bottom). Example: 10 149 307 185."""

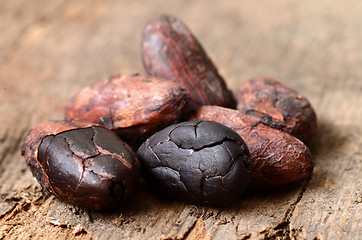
65 129 99 193
52 129 122 197
170 135 241 151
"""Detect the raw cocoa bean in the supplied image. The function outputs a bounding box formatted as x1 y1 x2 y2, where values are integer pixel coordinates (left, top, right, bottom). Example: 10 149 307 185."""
21 120 140 211
137 120 250 206
237 77 317 143
190 106 314 188
65 73 189 147
141 15 236 110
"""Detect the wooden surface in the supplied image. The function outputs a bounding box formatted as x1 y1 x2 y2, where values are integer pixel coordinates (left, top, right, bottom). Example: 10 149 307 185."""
0 1 361 239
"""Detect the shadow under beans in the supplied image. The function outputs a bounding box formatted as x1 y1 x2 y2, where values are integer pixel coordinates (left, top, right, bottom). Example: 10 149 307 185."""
231 181 306 208
120 178 306 214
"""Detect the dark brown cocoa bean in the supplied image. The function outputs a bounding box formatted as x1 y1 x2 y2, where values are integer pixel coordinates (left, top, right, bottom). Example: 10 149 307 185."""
137 120 250 206
21 120 140 211
190 106 314 188
237 77 317 143
65 73 189 147
141 15 236 111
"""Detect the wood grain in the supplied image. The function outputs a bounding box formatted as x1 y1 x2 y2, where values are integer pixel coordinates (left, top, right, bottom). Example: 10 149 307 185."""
1 0 361 239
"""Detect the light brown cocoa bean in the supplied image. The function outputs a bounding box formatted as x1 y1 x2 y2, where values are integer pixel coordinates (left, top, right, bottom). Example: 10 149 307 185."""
237 77 317 143
65 73 189 148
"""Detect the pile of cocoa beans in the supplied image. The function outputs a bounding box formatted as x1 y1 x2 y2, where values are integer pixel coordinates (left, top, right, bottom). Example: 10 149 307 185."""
22 15 317 210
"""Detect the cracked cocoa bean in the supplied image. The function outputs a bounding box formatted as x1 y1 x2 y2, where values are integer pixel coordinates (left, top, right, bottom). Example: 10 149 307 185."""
137 120 250 206
141 15 236 111
190 106 314 188
237 77 317 143
21 120 140 211
65 73 189 148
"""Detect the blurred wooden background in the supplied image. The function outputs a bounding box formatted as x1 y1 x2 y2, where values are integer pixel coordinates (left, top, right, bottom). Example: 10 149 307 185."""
0 1 361 239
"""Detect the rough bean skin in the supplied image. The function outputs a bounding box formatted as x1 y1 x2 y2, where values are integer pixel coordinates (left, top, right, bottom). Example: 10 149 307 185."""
137 120 250 206
237 77 317 143
21 120 140 211
141 15 236 111
65 73 189 148
190 106 314 188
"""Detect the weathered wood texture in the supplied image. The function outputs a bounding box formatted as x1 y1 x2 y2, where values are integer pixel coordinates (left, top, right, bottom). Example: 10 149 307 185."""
0 0 361 239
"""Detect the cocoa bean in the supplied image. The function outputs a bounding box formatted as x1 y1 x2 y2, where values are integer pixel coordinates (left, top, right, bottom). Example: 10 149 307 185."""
237 77 317 143
65 73 189 147
137 120 250 206
190 106 314 188
141 15 236 111
21 120 140 211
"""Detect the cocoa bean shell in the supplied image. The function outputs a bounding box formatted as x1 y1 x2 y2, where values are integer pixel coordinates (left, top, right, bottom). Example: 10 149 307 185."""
21 120 140 211
141 15 236 110
137 120 250 206
237 77 317 143
65 74 189 147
